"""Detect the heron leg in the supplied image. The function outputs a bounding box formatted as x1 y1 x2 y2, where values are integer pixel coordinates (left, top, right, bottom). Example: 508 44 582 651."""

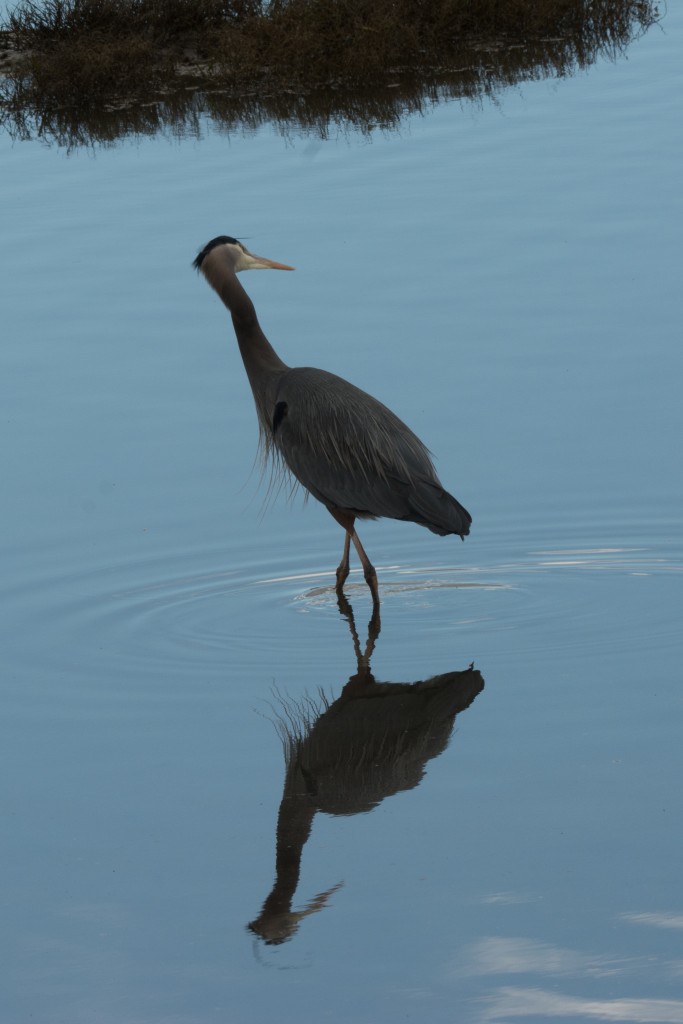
351 530 380 606
336 530 351 591
328 509 354 591
328 509 380 605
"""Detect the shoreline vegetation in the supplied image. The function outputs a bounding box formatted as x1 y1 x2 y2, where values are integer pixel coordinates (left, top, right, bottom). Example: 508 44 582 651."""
0 0 660 145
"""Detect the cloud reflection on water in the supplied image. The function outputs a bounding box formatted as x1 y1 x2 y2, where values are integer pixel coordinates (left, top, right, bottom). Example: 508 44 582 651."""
456 936 636 979
480 987 683 1023
622 913 683 931
455 928 683 1023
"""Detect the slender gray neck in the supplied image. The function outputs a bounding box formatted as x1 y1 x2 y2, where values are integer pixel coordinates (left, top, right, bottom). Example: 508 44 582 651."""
201 250 289 390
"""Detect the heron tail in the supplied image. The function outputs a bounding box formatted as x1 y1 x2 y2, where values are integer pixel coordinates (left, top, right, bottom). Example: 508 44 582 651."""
406 481 472 539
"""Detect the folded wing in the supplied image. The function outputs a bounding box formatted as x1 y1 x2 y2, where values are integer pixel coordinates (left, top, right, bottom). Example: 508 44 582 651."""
271 367 471 538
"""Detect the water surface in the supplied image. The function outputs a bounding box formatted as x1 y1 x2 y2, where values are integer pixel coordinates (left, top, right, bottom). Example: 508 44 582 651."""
2 7 683 1023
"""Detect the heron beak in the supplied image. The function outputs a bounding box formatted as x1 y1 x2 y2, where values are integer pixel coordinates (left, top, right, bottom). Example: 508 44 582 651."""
250 254 295 271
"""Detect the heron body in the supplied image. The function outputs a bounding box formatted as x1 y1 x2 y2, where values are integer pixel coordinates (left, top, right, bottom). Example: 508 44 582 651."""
194 235 471 604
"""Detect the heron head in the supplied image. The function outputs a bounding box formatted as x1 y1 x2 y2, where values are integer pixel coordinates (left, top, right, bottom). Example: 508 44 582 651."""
193 236 294 273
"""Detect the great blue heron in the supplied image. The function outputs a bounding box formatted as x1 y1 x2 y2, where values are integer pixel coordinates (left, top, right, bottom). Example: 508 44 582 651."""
193 235 471 604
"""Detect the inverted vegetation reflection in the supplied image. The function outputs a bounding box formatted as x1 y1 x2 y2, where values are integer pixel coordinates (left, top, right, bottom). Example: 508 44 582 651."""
249 595 484 945
0 0 660 146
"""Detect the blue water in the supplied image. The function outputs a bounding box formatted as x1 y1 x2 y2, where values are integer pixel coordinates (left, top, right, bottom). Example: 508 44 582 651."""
2 7 683 1023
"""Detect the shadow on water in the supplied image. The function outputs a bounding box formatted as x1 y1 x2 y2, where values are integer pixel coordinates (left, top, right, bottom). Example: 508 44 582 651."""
0 0 660 147
248 594 484 945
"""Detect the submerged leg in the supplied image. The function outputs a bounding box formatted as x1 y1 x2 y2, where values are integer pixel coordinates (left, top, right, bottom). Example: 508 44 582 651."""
328 509 380 604
336 530 351 591
350 530 380 607
329 508 355 593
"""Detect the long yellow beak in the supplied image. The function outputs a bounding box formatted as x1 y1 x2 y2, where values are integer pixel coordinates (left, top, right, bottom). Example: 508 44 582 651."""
251 254 295 271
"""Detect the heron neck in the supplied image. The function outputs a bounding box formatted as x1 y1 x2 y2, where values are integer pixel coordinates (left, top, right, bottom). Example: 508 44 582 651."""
213 268 288 378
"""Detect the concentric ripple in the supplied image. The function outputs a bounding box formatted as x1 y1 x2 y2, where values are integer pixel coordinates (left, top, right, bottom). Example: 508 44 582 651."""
5 534 681 687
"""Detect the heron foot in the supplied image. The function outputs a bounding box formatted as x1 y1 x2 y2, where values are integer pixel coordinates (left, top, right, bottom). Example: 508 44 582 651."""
335 565 350 591
364 568 380 607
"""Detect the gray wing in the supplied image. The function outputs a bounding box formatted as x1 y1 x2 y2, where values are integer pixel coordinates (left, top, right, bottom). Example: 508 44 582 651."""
271 367 471 536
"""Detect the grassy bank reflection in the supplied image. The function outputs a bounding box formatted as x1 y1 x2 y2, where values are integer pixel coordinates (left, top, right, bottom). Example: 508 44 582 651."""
0 0 659 146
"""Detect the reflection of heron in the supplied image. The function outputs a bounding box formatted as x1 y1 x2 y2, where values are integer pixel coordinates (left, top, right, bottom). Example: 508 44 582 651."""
247 596 484 944
194 236 472 605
